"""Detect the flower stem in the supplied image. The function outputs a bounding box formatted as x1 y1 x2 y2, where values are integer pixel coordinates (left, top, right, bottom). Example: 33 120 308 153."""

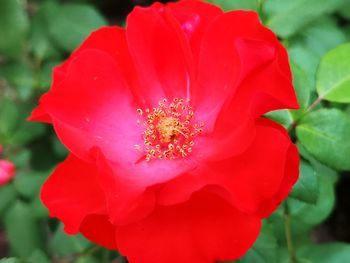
284 202 298 263
306 96 323 114
288 96 324 132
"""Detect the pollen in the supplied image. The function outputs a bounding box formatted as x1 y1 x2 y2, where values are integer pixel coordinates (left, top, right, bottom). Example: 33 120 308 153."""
135 98 204 161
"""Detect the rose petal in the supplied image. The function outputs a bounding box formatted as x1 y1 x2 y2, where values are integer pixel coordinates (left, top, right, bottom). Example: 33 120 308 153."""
36 49 144 164
94 148 198 225
80 214 118 250
126 3 194 105
117 190 261 263
41 154 106 234
167 0 223 63
158 118 299 217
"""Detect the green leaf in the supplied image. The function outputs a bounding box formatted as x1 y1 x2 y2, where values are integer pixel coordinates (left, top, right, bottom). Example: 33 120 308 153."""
29 2 61 61
51 223 91 256
298 17 346 57
9 120 46 146
265 110 293 129
13 171 47 199
299 243 350 263
0 98 20 141
0 0 29 58
46 3 107 52
9 149 31 168
74 256 100 263
265 0 344 38
281 259 313 263
0 259 20 263
290 161 318 204
28 250 50 263
0 62 34 100
52 136 69 158
316 43 350 103
291 62 311 109
289 162 337 226
30 195 48 219
4 201 45 257
240 223 278 263
296 109 350 170
338 1 350 20
0 185 16 215
205 0 258 11
267 159 337 244
288 45 320 90
39 60 62 90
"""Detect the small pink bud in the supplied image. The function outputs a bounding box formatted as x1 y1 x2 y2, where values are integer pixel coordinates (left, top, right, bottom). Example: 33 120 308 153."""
0 160 16 186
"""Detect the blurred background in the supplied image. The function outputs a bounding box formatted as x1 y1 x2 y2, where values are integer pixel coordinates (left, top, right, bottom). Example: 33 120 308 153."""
1 0 350 262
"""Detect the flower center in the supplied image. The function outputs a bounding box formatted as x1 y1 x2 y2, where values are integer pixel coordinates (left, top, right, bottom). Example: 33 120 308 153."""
157 116 181 143
135 98 204 161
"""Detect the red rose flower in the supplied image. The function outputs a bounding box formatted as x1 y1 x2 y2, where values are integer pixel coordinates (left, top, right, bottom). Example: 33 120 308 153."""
30 0 299 262
0 146 16 186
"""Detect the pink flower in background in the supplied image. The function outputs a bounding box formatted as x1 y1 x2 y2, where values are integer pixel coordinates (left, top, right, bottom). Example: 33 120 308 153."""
0 146 15 186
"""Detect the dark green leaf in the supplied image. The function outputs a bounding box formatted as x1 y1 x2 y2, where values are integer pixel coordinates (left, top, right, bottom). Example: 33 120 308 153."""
296 109 350 170
240 223 278 263
299 243 350 263
289 162 337 226
290 161 318 204
0 185 16 215
74 255 100 263
29 2 61 61
9 118 46 145
39 60 62 90
28 250 50 263
338 1 350 20
4 201 45 257
265 0 343 38
0 0 29 58
51 223 91 256
205 0 258 11
52 136 68 158
0 98 20 141
46 3 107 52
9 149 31 168
30 195 48 219
0 259 20 263
0 62 34 100
13 171 47 199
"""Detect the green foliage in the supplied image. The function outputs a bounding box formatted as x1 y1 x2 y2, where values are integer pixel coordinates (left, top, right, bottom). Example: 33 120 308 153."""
4 201 46 257
0 62 34 100
27 250 50 263
0 259 20 263
240 223 278 263
298 243 350 263
206 0 258 11
0 0 29 58
317 43 350 103
289 163 337 226
291 63 311 109
45 3 107 52
290 161 318 204
264 0 344 38
296 109 350 171
51 224 91 256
